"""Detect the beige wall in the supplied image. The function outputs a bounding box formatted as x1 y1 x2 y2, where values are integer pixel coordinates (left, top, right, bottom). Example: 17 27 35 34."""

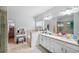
0 8 7 52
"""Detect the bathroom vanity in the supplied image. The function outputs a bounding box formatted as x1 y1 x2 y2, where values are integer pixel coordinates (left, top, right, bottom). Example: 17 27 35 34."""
38 33 79 53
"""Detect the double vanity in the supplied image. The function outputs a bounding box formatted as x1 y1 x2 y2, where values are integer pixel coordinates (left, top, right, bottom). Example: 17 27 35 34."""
38 33 79 53
35 7 79 53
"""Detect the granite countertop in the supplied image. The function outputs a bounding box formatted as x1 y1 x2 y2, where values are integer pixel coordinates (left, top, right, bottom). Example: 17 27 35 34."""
40 33 79 46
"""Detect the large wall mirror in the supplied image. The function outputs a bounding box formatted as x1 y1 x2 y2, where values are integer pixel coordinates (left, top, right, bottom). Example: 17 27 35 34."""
57 14 74 34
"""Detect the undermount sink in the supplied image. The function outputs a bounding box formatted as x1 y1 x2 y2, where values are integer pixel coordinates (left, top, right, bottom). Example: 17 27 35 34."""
42 31 52 35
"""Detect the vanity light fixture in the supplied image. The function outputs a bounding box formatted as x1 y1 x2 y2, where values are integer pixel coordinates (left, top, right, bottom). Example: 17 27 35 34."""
67 22 71 25
10 23 15 26
8 20 15 26
71 7 79 13
60 7 79 16
43 16 53 20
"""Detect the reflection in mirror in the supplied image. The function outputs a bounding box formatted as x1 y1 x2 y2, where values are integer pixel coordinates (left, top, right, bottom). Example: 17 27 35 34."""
57 14 74 34
57 21 74 34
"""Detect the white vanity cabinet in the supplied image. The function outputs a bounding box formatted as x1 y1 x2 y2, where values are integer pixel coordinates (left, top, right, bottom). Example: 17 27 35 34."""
39 35 64 53
39 34 79 53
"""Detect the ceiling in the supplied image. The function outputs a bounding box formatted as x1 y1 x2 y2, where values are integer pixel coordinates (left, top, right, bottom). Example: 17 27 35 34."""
1 6 78 29
7 6 53 16
6 6 54 29
35 6 75 21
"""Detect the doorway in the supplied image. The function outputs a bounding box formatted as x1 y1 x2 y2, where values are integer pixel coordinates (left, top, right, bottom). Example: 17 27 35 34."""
8 20 15 43
8 20 32 52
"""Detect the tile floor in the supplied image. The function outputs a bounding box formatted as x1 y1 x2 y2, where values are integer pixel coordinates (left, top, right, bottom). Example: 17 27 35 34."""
8 40 42 53
8 31 48 53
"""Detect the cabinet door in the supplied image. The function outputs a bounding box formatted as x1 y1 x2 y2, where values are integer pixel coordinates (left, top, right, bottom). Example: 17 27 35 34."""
40 36 46 47
50 39 56 52
64 42 79 52
39 35 44 46
38 35 41 44
39 35 42 44
54 43 62 53
64 46 78 53
54 39 63 53
42 36 47 47
45 37 50 50
40 37 44 45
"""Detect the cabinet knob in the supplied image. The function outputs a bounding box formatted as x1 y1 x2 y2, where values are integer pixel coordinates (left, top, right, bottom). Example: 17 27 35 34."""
65 49 67 53
61 48 63 51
